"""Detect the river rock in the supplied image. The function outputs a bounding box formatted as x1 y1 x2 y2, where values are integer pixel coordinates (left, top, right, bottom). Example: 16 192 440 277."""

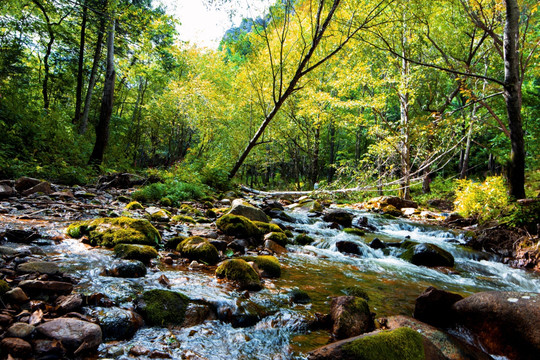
400 241 454 267
36 317 102 354
368 238 386 250
264 239 287 254
177 236 220 265
19 279 73 297
5 287 29 303
0 337 33 357
216 214 262 239
55 294 83 313
22 181 53 196
32 339 66 358
17 261 61 275
365 196 418 210
182 302 217 327
105 260 147 278
114 243 158 263
336 241 362 255
0 184 15 198
323 209 353 227
330 296 374 340
228 199 269 223
215 259 262 290
14 176 41 193
7 322 35 338
383 315 493 360
84 307 143 341
2 229 40 243
136 289 190 326
307 327 444 360
452 291 540 360
413 286 463 327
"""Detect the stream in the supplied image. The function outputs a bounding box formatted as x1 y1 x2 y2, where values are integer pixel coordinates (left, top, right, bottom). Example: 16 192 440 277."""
2 204 540 359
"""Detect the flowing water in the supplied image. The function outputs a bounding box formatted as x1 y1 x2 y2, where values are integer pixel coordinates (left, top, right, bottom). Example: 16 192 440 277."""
3 208 540 359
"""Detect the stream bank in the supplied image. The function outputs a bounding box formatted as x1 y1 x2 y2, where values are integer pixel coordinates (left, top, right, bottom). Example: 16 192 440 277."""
0 176 539 359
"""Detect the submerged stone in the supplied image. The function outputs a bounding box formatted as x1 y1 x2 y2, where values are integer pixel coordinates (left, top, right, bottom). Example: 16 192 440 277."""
294 233 315 245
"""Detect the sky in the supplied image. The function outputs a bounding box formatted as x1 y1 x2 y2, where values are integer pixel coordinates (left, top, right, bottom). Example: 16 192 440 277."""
157 0 271 49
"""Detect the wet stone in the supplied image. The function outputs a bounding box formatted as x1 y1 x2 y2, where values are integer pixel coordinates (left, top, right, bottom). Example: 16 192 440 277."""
1 229 40 243
18 279 73 297
0 337 33 357
7 322 35 338
55 294 83 314
104 260 147 278
32 339 66 358
84 307 143 341
36 317 102 354
130 345 150 356
5 287 29 303
17 261 61 275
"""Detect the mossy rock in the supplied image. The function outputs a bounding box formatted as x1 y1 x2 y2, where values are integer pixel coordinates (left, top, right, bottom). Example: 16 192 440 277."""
114 244 158 263
215 259 261 290
400 242 454 267
67 217 161 247
205 209 217 218
342 327 425 360
382 204 402 217
177 236 219 265
145 207 170 222
125 201 144 210
265 232 288 247
284 230 293 238
253 221 283 234
294 233 315 246
171 215 196 224
289 288 311 304
165 236 186 250
308 201 323 213
344 228 365 237
160 197 173 207
179 204 203 216
216 214 262 238
138 289 189 326
0 279 9 295
243 255 281 278
331 296 373 339
342 286 370 301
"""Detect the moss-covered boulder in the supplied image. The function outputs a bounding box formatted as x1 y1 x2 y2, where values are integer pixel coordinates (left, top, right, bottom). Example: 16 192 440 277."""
125 201 144 210
215 259 261 290
177 236 219 265
343 228 365 237
400 242 454 267
308 327 427 360
243 255 281 278
114 244 158 263
171 215 196 223
264 232 288 247
67 217 161 248
294 233 315 245
136 289 189 326
145 207 169 222
253 221 283 234
330 296 374 340
228 199 269 223
165 236 186 250
216 214 262 238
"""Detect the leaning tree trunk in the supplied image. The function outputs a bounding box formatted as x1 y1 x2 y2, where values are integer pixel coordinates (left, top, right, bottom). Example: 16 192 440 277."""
89 18 116 166
503 0 526 199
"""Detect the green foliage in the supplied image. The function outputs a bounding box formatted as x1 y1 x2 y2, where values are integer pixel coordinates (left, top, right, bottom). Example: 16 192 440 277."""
132 180 207 205
342 327 424 360
454 176 510 222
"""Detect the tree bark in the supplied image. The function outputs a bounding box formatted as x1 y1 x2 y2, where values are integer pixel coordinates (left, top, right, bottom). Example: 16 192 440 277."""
32 0 54 110
503 0 526 199
89 17 115 166
73 0 88 123
79 15 106 135
327 119 336 183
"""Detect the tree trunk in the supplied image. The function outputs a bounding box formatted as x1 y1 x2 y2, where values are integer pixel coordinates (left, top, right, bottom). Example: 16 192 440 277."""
327 119 336 183
460 110 475 179
73 0 87 123
89 18 115 166
503 0 525 199
79 15 106 135
311 124 320 186
398 56 411 200
32 0 54 110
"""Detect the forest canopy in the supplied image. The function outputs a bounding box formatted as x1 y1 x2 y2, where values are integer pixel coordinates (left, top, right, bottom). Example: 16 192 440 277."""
0 0 538 199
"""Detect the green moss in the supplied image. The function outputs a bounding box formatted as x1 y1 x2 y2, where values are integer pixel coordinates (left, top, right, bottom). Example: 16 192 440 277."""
382 205 402 217
284 230 293 238
145 209 169 222
171 215 196 223
67 217 161 248
177 236 219 265
160 197 172 207
0 279 10 295
114 244 159 263
165 236 186 250
243 255 281 278
215 259 261 290
140 289 189 326
205 209 217 218
342 327 424 360
125 201 144 210
179 204 203 216
265 232 289 247
216 214 262 238
309 201 323 213
342 286 370 301
294 233 315 245
344 228 365 236
253 221 283 234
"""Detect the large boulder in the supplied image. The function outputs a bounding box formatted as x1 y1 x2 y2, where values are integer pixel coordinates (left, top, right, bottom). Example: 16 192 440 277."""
216 214 262 239
413 286 463 328
400 242 454 267
215 259 261 290
67 217 161 247
136 289 190 326
228 199 269 223
177 236 219 265
383 315 493 360
452 291 540 360
308 327 443 360
330 296 374 340
36 318 102 355
323 209 354 227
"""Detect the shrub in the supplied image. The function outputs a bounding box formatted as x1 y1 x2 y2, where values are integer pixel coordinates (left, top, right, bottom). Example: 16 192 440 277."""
131 180 207 205
454 176 510 222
